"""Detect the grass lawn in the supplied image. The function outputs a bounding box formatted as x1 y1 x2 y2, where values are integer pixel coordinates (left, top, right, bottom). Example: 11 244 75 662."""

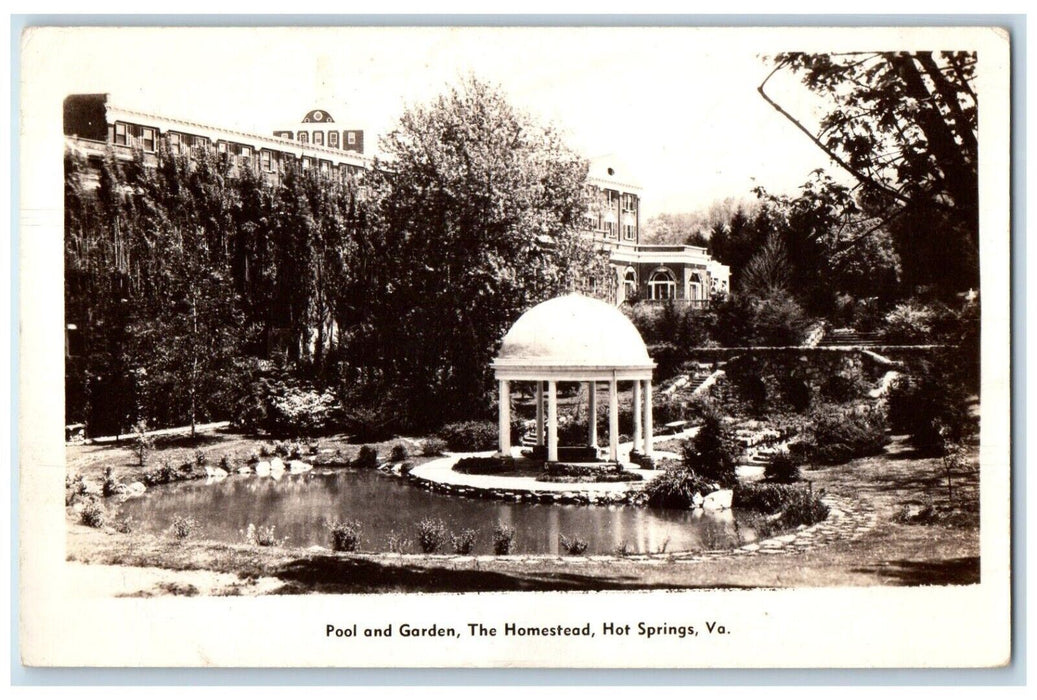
65 431 980 594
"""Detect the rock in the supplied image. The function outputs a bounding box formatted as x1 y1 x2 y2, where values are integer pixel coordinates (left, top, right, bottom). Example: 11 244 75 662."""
702 489 733 511
205 466 228 479
692 492 705 508
270 457 285 472
127 482 146 495
255 461 271 476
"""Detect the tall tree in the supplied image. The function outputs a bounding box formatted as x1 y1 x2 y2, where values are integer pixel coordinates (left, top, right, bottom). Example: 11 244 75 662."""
369 76 612 426
759 51 978 294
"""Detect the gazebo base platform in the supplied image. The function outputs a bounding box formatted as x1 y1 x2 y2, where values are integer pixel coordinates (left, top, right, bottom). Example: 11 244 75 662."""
523 445 601 462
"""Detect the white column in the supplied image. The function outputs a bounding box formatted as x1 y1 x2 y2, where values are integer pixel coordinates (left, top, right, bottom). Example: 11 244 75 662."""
632 380 642 452
608 376 619 462
643 378 653 456
588 381 598 446
498 380 511 456
535 381 544 446
547 381 559 462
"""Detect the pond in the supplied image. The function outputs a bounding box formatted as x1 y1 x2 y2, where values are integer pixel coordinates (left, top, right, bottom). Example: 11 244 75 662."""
117 469 764 555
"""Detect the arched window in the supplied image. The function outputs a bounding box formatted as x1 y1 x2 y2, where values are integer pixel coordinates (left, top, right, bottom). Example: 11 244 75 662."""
648 268 676 300
623 268 637 301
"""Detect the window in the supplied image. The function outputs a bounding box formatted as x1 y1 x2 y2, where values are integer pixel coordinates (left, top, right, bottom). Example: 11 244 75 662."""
313 131 324 146
217 141 228 155
623 223 635 240
141 127 156 152
649 268 677 300
298 131 309 144
623 194 637 212
328 131 339 148
114 122 128 146
168 133 182 154
347 132 356 145
239 145 252 166
319 160 330 175
604 190 615 207
191 135 209 153
301 157 312 170
623 269 637 301
261 150 272 172
604 221 615 237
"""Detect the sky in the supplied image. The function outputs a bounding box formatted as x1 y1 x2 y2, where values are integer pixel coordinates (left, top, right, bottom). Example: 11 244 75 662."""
36 26 845 218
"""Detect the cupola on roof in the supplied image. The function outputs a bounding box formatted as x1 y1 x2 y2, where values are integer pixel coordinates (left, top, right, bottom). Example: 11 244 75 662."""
494 293 652 369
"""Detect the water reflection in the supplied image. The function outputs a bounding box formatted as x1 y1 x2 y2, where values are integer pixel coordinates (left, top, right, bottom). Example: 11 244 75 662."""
118 470 757 555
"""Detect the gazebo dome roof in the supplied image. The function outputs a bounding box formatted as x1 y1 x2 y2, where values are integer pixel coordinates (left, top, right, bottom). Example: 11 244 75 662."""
494 293 652 369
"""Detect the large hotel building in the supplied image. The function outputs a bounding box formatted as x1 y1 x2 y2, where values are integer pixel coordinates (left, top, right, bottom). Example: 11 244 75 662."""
63 93 729 305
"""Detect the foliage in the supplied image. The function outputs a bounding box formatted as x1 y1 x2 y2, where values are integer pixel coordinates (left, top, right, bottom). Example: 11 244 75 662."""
327 519 363 552
241 523 287 547
492 521 516 555
65 472 89 506
389 444 409 462
559 534 589 556
762 52 978 295
764 449 802 484
732 482 829 527
421 437 448 457
168 514 197 541
680 406 741 486
438 420 498 452
101 466 121 497
386 530 411 554
644 468 717 509
801 403 889 464
883 300 941 344
453 456 514 475
365 76 613 428
417 518 448 553
133 420 154 468
79 501 108 528
351 445 379 470
450 528 477 555
886 358 976 454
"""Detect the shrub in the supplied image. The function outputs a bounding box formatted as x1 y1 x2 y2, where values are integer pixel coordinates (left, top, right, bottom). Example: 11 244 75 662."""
629 451 656 470
133 420 154 468
886 365 975 454
803 403 889 464
453 456 514 475
113 516 135 534
438 420 498 451
352 445 379 470
65 471 89 506
450 528 477 554
417 518 447 553
644 468 716 509
559 534 589 556
241 523 287 547
79 501 107 528
492 521 515 555
386 530 411 554
233 371 342 437
400 462 415 476
327 519 363 552
421 437 448 457
389 444 409 462
273 440 304 460
883 300 939 344
681 406 740 486
765 449 802 484
101 467 121 498
218 454 232 472
733 483 829 528
168 514 197 541
343 404 398 443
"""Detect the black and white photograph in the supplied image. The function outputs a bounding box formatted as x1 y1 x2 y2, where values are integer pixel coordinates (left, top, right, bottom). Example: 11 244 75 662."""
17 24 1012 668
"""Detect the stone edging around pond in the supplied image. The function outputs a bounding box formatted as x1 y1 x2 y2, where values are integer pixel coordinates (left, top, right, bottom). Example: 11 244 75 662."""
403 470 642 506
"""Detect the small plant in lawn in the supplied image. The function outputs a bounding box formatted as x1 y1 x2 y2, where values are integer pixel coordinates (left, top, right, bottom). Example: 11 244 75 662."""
327 519 363 552
65 471 89 506
101 467 121 497
386 530 411 554
400 462 415 476
218 454 232 472
653 536 672 554
421 437 448 457
390 444 409 462
417 518 448 553
559 534 589 556
241 523 287 547
168 514 197 542
133 420 154 468
194 449 208 468
259 443 274 458
113 515 135 534
614 541 634 557
352 445 379 470
79 500 107 528
450 528 477 554
492 521 515 555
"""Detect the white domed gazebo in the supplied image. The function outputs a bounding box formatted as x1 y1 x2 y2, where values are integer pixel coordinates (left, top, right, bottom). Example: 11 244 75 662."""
491 293 656 463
